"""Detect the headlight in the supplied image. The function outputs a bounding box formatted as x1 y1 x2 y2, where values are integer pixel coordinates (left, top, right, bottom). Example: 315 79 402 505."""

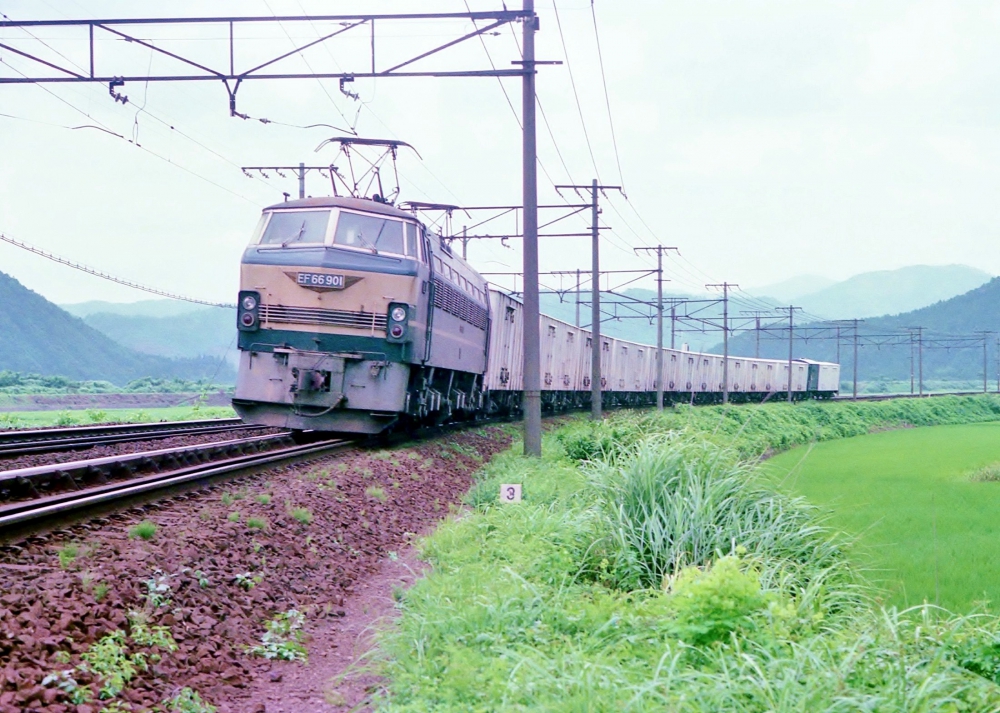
242 295 258 311
390 306 407 322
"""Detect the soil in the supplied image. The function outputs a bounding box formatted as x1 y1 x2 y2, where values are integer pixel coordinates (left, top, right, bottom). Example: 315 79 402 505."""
0 392 233 413
0 425 512 712
0 428 284 473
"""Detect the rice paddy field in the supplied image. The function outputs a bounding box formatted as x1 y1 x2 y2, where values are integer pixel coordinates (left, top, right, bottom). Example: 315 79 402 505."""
764 422 1000 612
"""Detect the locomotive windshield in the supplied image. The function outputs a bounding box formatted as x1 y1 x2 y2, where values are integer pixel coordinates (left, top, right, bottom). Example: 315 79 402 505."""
259 210 330 246
334 211 404 255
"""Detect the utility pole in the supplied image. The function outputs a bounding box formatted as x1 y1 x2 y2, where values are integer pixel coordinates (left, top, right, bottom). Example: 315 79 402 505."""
521 0 541 456
241 163 334 199
975 331 994 393
776 306 802 403
636 246 678 410
740 310 772 359
910 332 915 395
908 326 924 396
707 282 738 404
555 180 622 420
575 268 581 327
833 319 864 399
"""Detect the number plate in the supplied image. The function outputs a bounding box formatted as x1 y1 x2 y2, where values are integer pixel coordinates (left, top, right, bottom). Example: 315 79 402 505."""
296 272 345 289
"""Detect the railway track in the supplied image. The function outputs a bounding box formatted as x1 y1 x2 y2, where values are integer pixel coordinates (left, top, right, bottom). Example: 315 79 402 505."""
0 418 258 457
0 432 354 534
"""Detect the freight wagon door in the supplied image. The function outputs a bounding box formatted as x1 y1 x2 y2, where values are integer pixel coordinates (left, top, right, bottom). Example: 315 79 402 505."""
807 363 819 391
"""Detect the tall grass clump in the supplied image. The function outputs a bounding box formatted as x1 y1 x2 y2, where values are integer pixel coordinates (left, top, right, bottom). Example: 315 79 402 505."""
584 436 860 620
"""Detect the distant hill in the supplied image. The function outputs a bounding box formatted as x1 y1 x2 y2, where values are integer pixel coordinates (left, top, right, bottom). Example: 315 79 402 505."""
79 306 239 365
770 265 992 320
749 274 836 303
0 273 233 385
61 299 209 319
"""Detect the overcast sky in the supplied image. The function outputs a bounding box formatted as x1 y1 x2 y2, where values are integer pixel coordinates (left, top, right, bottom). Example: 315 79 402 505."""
1 0 998 308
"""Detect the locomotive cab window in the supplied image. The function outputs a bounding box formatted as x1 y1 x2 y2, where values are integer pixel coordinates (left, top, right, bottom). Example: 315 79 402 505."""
259 210 331 246
404 223 420 258
334 211 404 255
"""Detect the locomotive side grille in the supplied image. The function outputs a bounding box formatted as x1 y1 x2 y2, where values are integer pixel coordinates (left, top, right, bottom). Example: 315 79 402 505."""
261 304 387 331
433 278 488 330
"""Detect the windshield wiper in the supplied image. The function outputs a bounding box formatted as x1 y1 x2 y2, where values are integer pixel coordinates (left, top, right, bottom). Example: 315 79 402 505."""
354 231 379 254
280 221 307 248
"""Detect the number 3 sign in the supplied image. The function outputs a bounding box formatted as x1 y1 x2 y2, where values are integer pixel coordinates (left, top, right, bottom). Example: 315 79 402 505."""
500 484 522 503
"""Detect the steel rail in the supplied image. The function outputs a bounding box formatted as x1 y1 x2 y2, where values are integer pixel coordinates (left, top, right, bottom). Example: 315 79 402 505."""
0 435 352 532
835 390 987 402
0 418 253 456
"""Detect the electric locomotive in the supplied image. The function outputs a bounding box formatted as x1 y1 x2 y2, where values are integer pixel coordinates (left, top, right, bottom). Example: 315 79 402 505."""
233 196 490 433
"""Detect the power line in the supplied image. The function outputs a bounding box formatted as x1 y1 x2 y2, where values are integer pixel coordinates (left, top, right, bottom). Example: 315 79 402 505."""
551 0 601 181
589 0 624 189
0 232 235 308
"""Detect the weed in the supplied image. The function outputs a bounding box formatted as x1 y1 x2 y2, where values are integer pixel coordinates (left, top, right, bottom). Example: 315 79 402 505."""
234 572 262 591
233 489 247 500
85 409 109 424
194 570 210 588
41 669 90 703
144 570 172 609
128 611 177 653
163 687 216 713
290 507 313 525
252 539 263 553
249 610 308 662
255 493 272 505
227 511 241 523
128 521 157 541
220 492 234 506
247 517 268 531
58 542 80 569
93 582 109 602
969 462 1000 482
55 411 77 426
198 510 212 521
78 630 137 698
365 486 387 502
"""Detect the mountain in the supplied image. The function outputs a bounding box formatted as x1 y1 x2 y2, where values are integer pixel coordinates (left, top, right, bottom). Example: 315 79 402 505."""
749 274 836 303
79 307 239 365
61 299 208 319
719 276 1000 386
0 273 233 385
779 265 991 320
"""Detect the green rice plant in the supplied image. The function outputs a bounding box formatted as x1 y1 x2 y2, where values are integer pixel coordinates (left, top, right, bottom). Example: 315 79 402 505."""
128 521 157 541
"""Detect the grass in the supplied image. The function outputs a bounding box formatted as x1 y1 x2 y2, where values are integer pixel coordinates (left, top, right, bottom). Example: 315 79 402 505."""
0 405 236 429
374 398 1000 712
764 422 1000 611
365 486 388 502
128 521 157 541
57 542 80 569
290 507 313 525
247 517 267 530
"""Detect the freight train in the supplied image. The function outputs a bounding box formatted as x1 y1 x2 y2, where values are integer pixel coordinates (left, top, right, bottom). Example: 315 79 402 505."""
232 196 840 433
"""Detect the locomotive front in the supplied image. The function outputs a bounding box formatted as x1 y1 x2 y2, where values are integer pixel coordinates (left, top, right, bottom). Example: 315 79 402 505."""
232 197 429 433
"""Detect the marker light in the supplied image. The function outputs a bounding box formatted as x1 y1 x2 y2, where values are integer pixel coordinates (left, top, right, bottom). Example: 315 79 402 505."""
242 295 258 311
390 325 404 338
390 306 407 322
241 313 256 327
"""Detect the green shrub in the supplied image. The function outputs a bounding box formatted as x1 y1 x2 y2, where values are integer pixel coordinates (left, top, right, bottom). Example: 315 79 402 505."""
666 555 768 646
